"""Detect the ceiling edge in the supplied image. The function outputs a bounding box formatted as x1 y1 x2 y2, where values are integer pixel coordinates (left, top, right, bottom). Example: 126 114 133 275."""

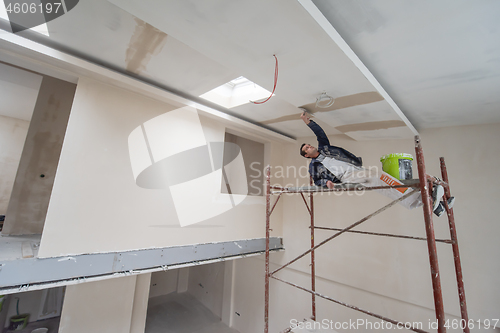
297 0 419 136
0 31 296 144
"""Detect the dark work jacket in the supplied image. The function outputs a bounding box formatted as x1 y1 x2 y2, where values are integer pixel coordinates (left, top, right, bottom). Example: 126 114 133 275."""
307 120 363 187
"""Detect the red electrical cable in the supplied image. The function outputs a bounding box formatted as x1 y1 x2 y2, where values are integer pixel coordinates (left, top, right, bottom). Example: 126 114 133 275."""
250 54 278 104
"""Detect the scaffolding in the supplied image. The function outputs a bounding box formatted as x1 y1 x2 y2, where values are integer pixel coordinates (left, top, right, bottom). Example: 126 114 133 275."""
264 136 469 333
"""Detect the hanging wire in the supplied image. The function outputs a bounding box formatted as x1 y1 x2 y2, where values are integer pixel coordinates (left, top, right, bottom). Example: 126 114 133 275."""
250 54 278 104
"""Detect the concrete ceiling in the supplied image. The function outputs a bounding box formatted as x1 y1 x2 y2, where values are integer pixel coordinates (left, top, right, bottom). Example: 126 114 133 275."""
1 0 499 139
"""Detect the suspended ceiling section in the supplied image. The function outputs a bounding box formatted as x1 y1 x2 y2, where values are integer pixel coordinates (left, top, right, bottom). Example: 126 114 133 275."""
1 1 499 139
106 0 417 140
313 0 500 129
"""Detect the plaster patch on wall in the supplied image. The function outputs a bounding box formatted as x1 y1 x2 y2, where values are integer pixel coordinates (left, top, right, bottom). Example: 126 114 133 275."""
336 120 406 133
260 92 383 125
125 18 168 75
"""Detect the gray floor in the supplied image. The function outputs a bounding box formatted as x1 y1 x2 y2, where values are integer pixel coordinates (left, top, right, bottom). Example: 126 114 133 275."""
2 316 59 333
0 234 40 261
146 292 239 333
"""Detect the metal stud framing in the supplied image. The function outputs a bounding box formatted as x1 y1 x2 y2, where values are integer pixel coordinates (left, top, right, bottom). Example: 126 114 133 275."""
264 135 469 333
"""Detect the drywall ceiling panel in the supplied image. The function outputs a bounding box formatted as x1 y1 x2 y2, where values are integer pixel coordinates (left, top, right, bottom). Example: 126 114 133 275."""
107 0 377 107
311 99 414 140
344 126 413 141
225 93 344 137
0 62 42 121
107 0 416 140
106 0 375 105
315 100 401 127
228 96 296 125
271 118 343 138
41 0 238 96
1 0 419 139
125 27 240 96
312 0 500 129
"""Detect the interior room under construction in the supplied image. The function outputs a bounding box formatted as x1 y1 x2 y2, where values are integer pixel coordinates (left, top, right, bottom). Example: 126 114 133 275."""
0 1 499 333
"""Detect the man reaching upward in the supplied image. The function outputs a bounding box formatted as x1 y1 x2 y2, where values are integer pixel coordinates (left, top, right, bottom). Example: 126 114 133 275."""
299 111 452 216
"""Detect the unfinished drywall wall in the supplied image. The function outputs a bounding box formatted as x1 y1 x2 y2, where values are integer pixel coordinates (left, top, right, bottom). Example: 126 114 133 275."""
229 123 500 332
221 260 235 327
188 261 225 319
38 77 284 257
59 276 136 333
177 268 189 293
148 267 190 299
0 115 29 216
2 76 76 235
130 273 151 333
221 132 265 196
149 270 179 299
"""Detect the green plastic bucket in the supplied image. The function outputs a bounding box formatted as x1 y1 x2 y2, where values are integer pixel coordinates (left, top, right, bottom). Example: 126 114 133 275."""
380 153 413 180
8 314 29 330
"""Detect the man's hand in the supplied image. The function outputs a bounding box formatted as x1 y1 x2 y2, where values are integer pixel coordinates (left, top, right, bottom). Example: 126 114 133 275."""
326 180 335 189
300 110 311 124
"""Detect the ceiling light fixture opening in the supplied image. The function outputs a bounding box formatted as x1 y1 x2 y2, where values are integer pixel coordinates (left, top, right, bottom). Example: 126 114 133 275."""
316 92 334 108
200 76 273 109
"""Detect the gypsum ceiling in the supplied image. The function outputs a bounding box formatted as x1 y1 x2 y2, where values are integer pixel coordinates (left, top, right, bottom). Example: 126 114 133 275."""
1 0 499 139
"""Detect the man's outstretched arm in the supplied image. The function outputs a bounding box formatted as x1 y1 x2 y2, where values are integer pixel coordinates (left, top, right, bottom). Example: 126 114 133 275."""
300 111 330 147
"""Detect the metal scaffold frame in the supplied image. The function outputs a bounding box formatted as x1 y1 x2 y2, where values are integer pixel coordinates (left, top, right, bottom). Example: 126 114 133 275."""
264 135 469 333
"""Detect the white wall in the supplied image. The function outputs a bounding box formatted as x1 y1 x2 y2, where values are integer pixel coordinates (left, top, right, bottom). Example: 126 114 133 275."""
59 276 137 333
148 270 179 299
130 273 151 333
38 78 284 257
230 123 500 332
148 262 227 321
188 261 225 319
0 115 29 216
59 273 151 333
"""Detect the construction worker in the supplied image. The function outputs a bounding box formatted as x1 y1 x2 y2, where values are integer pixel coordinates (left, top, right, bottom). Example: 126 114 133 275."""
299 111 453 216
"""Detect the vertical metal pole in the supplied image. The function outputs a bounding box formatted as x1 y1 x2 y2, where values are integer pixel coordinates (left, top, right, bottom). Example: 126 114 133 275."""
440 158 470 333
310 176 316 321
415 136 447 333
265 165 271 333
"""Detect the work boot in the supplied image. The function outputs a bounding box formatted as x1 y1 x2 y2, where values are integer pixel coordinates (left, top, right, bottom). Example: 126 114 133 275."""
432 185 444 211
433 202 445 217
445 196 455 209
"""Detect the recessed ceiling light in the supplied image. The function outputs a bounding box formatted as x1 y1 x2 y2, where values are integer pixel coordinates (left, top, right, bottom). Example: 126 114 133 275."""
200 76 274 109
